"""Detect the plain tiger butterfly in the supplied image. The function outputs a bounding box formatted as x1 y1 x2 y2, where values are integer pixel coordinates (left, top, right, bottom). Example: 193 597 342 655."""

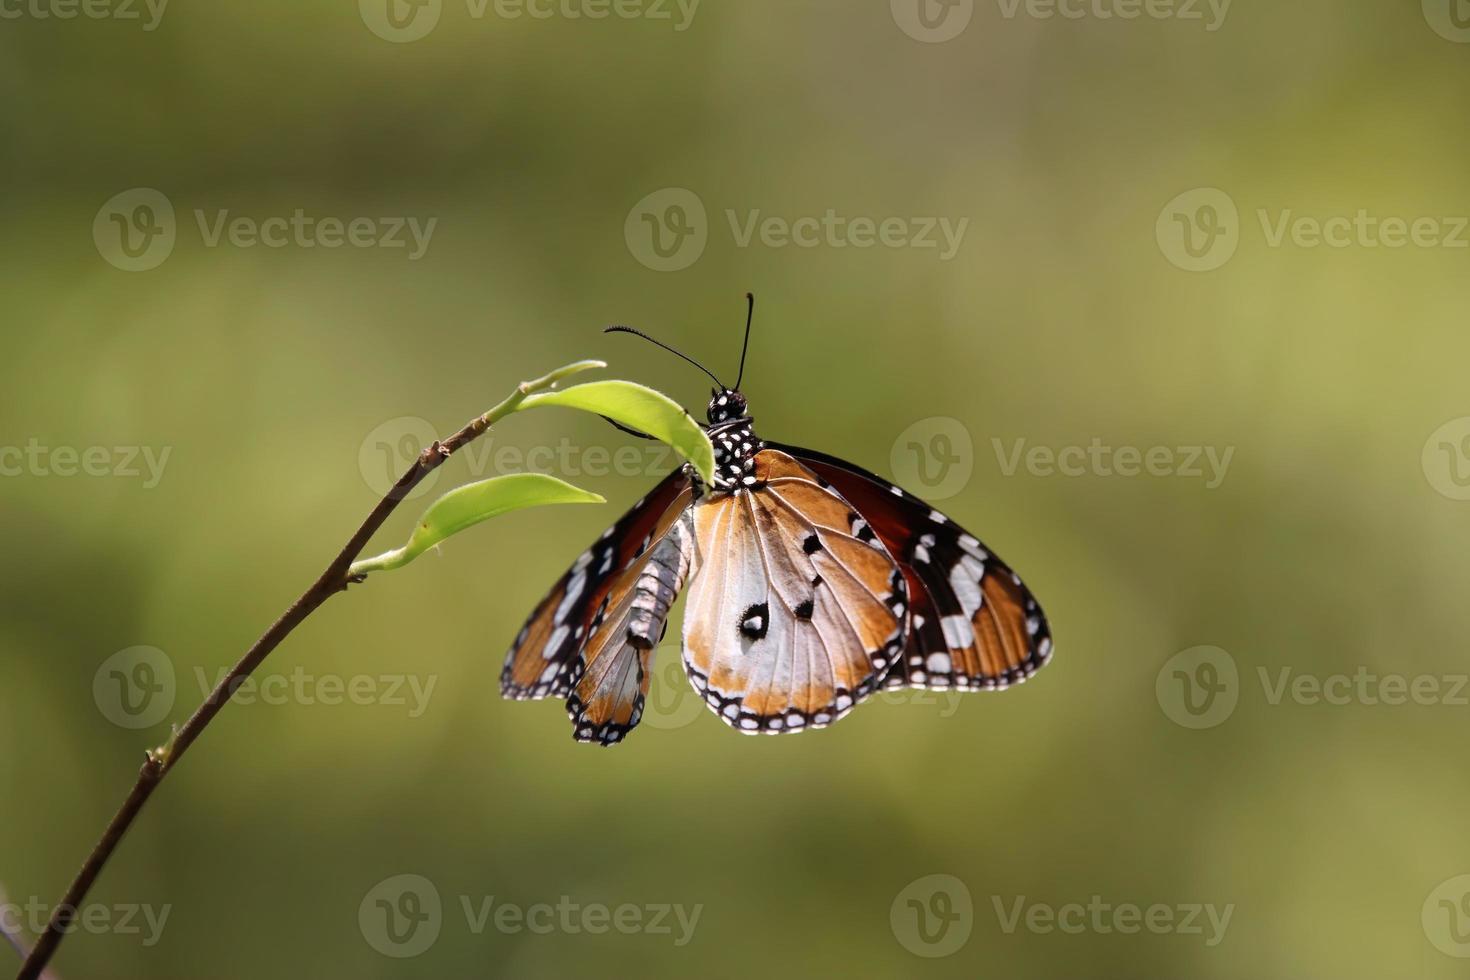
500 296 1052 744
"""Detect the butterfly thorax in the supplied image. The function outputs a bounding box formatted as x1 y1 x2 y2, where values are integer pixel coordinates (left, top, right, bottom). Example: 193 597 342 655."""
705 388 762 493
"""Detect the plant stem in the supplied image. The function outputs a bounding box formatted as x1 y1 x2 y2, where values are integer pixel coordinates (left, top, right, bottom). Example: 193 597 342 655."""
15 360 604 980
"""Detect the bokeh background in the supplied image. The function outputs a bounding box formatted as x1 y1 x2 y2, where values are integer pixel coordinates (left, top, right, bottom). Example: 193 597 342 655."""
4 1 1470 977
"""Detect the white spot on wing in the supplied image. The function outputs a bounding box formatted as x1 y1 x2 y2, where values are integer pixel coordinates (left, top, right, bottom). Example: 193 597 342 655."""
958 534 988 561
948 561 983 617
555 572 586 622
940 615 974 649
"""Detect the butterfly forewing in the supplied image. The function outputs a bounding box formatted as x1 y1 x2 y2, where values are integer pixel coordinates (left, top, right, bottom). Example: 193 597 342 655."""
771 443 1053 692
499 469 692 703
681 449 908 734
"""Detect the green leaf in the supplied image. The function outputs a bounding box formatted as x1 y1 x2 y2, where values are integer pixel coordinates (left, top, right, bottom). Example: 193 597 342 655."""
349 474 604 577
518 380 715 485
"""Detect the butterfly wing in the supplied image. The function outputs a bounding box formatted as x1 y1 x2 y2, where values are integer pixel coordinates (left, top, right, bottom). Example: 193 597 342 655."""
565 506 695 745
500 469 692 703
770 443 1052 692
681 448 908 734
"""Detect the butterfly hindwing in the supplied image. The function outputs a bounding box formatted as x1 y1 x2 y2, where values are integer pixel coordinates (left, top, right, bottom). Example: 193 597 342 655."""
681 449 908 734
770 443 1053 692
499 469 693 704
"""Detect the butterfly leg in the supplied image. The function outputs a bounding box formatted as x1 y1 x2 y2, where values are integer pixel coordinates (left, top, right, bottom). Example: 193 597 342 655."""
601 415 658 441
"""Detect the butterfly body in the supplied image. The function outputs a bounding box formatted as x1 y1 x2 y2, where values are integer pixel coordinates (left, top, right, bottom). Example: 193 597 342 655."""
704 388 760 491
501 381 1053 746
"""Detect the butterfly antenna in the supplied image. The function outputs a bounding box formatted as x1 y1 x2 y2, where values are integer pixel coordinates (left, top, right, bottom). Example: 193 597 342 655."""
734 292 755 390
604 325 724 388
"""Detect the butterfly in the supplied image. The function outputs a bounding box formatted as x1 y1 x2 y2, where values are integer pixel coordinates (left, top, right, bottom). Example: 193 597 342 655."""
500 296 1052 744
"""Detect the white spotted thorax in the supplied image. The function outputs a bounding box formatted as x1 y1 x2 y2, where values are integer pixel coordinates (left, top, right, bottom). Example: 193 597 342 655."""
705 388 762 493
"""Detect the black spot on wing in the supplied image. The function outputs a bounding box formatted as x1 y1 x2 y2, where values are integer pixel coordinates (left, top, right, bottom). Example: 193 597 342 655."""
739 602 770 641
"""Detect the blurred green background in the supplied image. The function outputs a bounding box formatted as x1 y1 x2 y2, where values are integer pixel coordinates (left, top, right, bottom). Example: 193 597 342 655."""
4 1 1470 977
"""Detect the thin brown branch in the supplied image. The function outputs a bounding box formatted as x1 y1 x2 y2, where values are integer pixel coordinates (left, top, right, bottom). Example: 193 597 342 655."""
16 361 602 980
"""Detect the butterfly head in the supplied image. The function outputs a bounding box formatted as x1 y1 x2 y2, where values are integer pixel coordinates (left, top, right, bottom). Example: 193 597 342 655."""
707 388 748 427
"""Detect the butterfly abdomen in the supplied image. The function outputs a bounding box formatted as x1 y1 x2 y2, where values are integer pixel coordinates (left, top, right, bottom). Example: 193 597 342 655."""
624 515 694 650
